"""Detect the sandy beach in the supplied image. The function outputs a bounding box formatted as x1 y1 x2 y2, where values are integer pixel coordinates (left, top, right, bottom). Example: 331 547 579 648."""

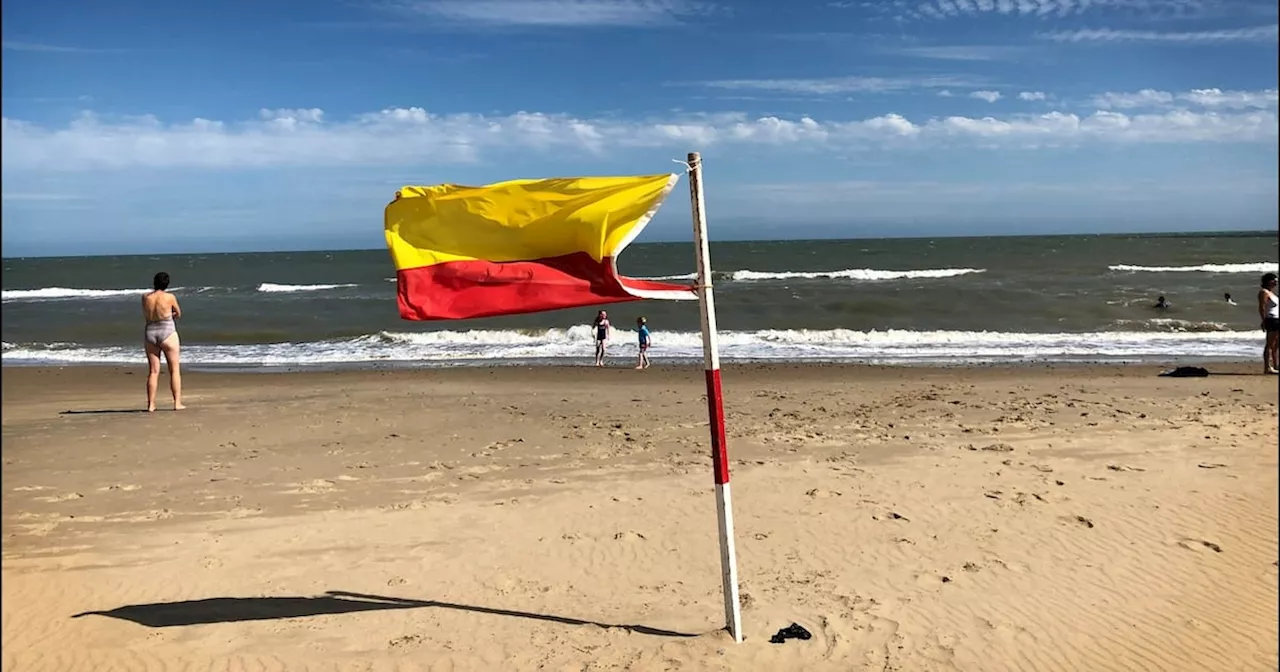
2 363 1276 671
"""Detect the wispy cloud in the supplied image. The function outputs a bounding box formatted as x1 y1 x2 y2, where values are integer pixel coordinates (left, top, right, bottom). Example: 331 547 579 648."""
970 90 1003 102
1019 91 1048 101
878 44 1028 61
688 75 988 95
736 178 1273 202
1092 87 1278 109
2 103 1274 171
381 0 716 28
852 0 1216 22
1 41 124 54
1042 24 1279 43
0 192 83 201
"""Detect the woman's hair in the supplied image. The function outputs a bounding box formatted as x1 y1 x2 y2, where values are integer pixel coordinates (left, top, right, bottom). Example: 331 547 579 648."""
637 316 646 324
1263 272 1278 287
153 272 170 291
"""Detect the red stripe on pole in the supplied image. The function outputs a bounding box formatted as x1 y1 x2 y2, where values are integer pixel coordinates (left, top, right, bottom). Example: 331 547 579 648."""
704 368 730 485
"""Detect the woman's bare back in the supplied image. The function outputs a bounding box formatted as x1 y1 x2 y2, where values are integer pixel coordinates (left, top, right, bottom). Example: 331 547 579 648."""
142 291 180 323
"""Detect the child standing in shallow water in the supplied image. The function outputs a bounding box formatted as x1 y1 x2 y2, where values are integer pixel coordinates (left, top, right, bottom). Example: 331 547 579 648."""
635 317 651 370
593 310 610 367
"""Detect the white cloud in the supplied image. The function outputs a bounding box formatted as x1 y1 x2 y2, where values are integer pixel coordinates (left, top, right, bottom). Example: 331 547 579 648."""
864 0 1216 21
260 108 325 123
879 45 1027 61
1180 88 1280 109
387 0 715 27
938 90 956 97
1092 88 1278 109
1092 89 1176 109
2 105 1275 171
970 90 1003 103
692 75 986 95
1042 24 1278 43
1019 91 1048 101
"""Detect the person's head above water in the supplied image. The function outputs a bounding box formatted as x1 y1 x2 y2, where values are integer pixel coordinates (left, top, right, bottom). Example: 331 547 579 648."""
1225 293 1233 300
1263 273 1278 289
153 272 170 291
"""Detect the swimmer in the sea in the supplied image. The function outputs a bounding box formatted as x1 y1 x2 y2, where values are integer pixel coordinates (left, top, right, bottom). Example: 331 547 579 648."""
1225 292 1238 306
1154 295 1170 310
142 272 185 411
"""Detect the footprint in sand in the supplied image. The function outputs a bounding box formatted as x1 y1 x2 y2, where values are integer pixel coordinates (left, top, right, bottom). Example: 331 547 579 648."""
35 492 85 503
1176 537 1223 553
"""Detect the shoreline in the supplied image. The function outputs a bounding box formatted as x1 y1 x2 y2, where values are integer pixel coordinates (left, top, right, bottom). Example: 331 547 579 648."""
0 354 1265 375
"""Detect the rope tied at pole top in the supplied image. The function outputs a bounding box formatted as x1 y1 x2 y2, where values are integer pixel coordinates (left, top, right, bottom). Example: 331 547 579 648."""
671 157 700 174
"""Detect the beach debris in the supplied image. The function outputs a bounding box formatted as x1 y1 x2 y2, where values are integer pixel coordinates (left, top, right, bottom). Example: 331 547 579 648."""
1074 516 1095 529
980 443 1014 452
1201 541 1223 553
1032 464 1054 473
941 576 953 583
984 491 1002 500
769 623 812 644
1198 463 1228 469
1106 464 1145 472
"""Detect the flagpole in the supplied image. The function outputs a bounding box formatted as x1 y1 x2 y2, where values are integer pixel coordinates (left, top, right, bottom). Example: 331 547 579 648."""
686 151 743 643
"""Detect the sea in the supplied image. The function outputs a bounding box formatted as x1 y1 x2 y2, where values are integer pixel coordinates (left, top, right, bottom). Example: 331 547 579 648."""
3 233 1277 370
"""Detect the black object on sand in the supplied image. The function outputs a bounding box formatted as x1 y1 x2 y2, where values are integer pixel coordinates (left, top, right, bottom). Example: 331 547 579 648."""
1158 366 1210 378
769 623 813 644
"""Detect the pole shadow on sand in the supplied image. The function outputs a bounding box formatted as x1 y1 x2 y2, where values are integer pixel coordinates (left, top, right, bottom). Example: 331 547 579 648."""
72 590 700 638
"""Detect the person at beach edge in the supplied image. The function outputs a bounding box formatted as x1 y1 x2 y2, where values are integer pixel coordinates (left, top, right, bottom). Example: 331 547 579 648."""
142 272 185 411
636 317 651 370
1259 272 1279 375
593 310 610 367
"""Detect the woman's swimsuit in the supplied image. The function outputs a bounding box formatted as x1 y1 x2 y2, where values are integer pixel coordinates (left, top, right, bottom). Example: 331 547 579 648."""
145 315 176 346
595 319 610 341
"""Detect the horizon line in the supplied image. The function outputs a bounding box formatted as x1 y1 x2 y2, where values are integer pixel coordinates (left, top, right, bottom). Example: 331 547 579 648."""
1 229 1273 261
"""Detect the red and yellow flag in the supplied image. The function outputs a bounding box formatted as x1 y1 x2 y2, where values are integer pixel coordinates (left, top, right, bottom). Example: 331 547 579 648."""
385 173 695 321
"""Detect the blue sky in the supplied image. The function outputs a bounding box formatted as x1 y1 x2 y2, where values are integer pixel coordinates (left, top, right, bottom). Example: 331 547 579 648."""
2 0 1277 256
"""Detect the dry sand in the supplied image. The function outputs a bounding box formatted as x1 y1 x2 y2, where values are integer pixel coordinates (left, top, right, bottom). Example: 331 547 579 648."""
2 363 1277 671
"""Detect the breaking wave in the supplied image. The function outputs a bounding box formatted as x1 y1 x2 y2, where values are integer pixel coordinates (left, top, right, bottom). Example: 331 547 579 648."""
1109 262 1277 274
2 327 1259 368
256 283 360 293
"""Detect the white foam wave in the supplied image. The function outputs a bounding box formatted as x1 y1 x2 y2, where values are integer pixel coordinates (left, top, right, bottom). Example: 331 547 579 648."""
1109 262 1277 274
1 287 150 302
637 272 698 281
2 327 1260 368
727 268 985 281
257 283 359 293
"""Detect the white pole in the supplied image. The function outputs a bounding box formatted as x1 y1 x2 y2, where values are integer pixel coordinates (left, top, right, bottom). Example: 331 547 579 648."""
686 151 743 643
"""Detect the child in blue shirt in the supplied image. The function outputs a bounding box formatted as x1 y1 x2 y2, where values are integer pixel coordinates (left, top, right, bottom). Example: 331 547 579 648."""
635 317 651 370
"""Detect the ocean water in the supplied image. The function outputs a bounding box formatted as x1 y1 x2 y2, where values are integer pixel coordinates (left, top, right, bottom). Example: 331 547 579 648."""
3 233 1277 368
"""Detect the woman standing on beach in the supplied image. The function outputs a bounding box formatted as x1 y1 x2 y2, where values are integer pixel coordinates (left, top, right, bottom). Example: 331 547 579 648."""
142 272 185 411
592 310 611 367
1259 273 1279 374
